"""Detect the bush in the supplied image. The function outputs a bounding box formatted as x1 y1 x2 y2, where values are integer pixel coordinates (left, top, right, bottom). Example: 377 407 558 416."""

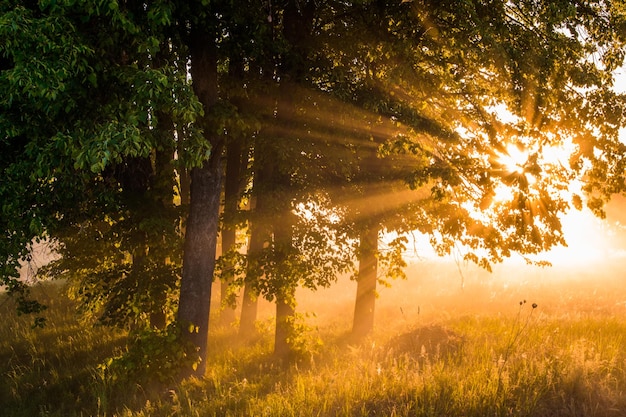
101 322 200 387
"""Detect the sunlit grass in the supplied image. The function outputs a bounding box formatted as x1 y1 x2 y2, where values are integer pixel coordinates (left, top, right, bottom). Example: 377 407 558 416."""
2 263 626 416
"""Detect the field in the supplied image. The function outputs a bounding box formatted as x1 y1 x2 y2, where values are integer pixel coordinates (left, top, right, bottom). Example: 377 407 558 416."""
2 259 626 417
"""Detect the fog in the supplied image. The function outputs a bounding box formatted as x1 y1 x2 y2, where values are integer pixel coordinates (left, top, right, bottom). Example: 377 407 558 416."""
15 196 626 335
287 199 626 335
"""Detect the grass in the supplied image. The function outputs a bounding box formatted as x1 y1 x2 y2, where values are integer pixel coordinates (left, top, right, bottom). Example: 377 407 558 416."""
0 282 127 416
2 260 626 416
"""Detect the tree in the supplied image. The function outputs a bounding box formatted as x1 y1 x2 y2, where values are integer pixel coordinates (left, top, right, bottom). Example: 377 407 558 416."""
0 0 209 371
3 0 623 377
1 1 196 325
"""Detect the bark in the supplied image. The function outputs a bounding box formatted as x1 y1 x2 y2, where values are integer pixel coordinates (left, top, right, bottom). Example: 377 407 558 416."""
177 25 222 377
239 141 269 337
238 222 263 337
352 224 379 339
272 208 296 359
239 282 259 336
178 154 222 375
274 289 296 359
219 137 244 326
266 0 315 358
177 141 191 205
218 262 236 326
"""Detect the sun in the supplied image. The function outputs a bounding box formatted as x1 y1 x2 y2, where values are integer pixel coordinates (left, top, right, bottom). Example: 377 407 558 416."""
491 138 579 204
489 138 621 266
497 143 529 175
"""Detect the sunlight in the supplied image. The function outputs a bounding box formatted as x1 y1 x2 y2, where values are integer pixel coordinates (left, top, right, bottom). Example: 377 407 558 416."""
497 143 528 175
544 206 626 266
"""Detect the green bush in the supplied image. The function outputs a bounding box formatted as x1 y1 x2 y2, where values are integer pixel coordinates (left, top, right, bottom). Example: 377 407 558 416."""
102 322 200 387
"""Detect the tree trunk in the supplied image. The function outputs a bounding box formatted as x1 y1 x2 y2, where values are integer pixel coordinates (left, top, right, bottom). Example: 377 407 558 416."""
274 289 296 360
218 256 236 326
239 143 269 338
238 223 263 337
219 137 244 326
352 224 379 339
239 281 259 337
177 24 222 377
272 210 297 359
152 88 176 330
178 154 222 376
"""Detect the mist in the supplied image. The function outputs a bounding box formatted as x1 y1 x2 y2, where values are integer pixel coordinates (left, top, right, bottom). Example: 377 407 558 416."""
277 199 626 338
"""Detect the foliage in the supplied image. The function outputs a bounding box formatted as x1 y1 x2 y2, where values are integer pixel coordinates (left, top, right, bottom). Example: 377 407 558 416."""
2 0 626 377
316 0 626 269
101 322 201 387
0 0 200 327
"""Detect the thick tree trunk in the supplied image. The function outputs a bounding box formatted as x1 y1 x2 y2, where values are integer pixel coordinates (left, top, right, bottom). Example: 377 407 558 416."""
178 154 222 376
352 224 379 339
178 25 222 377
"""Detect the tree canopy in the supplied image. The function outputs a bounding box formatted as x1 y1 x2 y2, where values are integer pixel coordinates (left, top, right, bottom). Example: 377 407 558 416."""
1 0 625 376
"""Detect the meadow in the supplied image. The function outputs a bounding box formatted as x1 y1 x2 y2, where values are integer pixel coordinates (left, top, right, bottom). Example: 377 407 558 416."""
2 259 626 417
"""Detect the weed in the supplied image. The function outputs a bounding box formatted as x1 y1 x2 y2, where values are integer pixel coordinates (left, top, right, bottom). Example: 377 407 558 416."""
496 300 538 393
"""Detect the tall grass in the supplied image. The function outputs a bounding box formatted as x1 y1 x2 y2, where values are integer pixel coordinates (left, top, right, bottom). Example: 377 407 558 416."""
2 264 626 416
0 283 127 416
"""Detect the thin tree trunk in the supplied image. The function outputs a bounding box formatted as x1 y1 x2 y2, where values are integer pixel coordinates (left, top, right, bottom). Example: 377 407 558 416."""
274 288 296 359
239 139 269 338
272 210 296 359
218 256 236 325
238 215 263 337
239 283 259 336
219 137 243 326
352 224 379 339
267 0 314 358
178 166 191 206
152 72 176 329
178 25 222 377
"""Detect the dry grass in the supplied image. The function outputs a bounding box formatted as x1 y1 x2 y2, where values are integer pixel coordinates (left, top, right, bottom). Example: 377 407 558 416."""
2 259 626 416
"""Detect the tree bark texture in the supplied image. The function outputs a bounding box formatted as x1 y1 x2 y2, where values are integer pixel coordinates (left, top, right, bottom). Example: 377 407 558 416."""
239 142 271 337
352 224 379 339
178 154 222 376
178 25 222 377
